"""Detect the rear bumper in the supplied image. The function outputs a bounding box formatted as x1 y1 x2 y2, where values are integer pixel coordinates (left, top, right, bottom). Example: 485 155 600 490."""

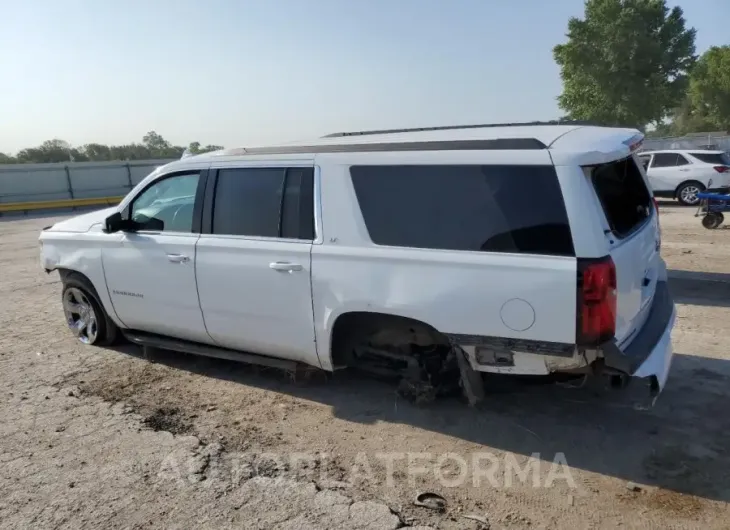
601 281 676 397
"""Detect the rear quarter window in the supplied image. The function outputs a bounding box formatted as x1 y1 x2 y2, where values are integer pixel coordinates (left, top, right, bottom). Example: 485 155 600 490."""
690 152 730 165
349 165 575 257
590 156 652 238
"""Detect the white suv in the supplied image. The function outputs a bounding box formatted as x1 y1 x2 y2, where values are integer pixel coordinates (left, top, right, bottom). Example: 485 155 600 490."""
638 149 730 205
39 122 675 405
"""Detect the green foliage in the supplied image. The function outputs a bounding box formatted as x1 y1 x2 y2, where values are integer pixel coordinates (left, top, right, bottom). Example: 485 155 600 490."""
662 96 717 136
553 0 696 128
2 132 223 164
187 141 224 155
687 46 730 131
644 47 730 137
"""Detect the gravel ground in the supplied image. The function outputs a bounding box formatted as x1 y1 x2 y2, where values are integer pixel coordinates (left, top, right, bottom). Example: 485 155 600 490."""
2 204 730 529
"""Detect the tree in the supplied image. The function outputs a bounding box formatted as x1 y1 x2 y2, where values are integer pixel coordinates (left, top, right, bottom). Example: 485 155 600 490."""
142 131 170 152
142 130 185 158
686 46 730 131
660 96 716 136
82 143 112 161
187 142 224 155
1 132 222 164
553 0 696 129
16 139 77 163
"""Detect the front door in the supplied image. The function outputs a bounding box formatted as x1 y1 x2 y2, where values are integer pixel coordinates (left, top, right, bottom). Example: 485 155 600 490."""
102 170 211 343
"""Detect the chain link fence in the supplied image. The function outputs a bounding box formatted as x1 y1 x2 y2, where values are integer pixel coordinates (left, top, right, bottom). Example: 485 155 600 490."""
642 132 730 153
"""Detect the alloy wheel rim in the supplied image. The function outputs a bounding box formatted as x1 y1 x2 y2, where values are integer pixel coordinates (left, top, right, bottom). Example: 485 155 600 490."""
681 186 700 204
62 288 98 344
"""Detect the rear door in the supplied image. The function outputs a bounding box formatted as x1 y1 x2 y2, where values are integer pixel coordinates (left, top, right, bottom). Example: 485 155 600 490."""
588 155 661 346
648 152 684 192
194 165 319 365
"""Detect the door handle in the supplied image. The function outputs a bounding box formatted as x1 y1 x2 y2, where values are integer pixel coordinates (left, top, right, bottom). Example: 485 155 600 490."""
269 261 303 272
167 254 190 263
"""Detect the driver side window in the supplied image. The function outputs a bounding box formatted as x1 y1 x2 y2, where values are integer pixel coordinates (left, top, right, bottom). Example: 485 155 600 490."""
129 172 201 232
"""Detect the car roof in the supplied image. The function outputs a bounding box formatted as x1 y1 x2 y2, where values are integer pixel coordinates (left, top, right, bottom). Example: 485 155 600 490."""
162 121 644 170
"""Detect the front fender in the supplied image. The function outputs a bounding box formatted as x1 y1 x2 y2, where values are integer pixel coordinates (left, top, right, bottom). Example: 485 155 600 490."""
40 230 125 328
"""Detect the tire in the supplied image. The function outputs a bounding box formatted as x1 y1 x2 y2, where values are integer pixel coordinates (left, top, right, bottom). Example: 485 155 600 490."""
676 181 705 206
61 273 118 346
702 212 724 230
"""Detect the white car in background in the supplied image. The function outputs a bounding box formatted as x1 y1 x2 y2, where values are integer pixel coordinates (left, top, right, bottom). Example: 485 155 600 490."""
637 150 730 206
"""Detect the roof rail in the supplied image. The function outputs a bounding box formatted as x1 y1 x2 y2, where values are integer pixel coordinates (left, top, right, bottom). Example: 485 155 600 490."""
218 138 547 157
322 120 601 138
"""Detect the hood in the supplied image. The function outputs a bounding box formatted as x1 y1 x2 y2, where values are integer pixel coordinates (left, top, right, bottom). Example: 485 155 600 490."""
44 206 118 233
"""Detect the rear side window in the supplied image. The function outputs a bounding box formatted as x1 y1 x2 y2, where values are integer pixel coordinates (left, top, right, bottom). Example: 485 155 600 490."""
349 165 575 256
651 153 682 167
591 156 651 238
690 152 730 165
211 167 314 239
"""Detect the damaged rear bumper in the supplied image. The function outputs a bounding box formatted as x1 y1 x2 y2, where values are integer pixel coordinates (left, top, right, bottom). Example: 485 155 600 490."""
601 280 676 399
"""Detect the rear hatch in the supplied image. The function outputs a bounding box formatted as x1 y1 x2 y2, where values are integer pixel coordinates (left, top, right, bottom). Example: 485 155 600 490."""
689 152 730 182
588 155 661 346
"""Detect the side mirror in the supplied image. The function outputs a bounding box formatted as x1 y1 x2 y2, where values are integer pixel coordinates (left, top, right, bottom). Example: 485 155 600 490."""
144 217 165 231
104 212 124 233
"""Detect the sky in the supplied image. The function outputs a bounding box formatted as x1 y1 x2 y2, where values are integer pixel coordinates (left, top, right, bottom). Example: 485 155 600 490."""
1 0 728 154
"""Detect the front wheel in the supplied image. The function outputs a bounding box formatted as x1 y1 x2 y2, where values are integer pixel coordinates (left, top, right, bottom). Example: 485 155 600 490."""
676 181 705 206
61 275 118 345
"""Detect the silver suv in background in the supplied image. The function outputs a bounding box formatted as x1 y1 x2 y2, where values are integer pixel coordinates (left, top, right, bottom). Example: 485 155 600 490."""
638 149 730 205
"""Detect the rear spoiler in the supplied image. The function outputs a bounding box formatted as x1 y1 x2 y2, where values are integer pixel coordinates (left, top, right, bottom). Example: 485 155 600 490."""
550 129 646 166
623 133 644 153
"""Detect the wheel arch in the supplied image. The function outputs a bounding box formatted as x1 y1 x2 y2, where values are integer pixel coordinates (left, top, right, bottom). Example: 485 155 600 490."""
674 179 706 197
59 269 119 345
56 267 125 328
327 310 450 369
58 269 106 313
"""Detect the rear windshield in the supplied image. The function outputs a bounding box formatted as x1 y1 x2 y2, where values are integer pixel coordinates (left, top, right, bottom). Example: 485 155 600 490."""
690 152 730 165
591 156 652 238
350 165 575 256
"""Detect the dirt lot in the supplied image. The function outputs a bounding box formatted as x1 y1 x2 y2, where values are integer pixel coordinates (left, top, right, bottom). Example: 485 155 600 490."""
2 204 730 529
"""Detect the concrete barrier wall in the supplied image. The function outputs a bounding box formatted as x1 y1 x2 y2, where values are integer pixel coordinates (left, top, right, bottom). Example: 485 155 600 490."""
0 159 176 205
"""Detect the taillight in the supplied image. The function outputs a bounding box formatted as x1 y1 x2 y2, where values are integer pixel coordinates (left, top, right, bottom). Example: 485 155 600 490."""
713 166 729 173
653 197 659 213
577 256 617 346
